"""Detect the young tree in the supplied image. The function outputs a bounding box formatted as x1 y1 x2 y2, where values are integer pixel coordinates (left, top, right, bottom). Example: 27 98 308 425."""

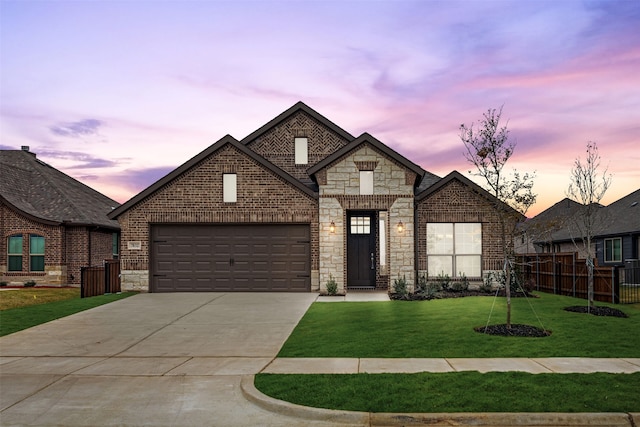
460 106 536 328
567 142 611 312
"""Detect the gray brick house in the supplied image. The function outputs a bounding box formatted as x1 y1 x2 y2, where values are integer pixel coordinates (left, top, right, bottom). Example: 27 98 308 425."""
109 102 515 293
1 147 120 285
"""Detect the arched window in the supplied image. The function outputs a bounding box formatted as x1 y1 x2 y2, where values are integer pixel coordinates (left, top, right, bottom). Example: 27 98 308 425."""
30 235 45 272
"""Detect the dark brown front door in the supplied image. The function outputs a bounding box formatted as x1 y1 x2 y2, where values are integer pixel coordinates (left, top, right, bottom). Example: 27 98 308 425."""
347 212 376 288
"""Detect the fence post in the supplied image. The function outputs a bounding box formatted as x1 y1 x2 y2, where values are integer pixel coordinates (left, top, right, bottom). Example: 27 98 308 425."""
81 267 86 298
104 260 110 294
536 254 540 291
613 267 619 304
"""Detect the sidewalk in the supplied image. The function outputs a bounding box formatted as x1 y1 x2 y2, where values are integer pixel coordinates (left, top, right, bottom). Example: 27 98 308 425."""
263 357 640 374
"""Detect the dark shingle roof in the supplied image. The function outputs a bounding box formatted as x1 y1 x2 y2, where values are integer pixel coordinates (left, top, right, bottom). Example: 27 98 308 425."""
594 188 640 237
0 149 120 229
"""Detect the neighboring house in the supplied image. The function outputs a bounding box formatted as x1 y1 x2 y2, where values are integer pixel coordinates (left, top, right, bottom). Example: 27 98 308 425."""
0 147 120 285
109 102 520 293
517 189 640 267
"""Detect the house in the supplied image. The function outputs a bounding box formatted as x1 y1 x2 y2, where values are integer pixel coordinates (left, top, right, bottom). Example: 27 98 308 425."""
109 102 518 293
0 147 120 285
516 189 640 267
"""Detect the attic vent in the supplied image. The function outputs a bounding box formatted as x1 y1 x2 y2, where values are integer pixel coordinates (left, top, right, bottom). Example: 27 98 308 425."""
21 146 30 152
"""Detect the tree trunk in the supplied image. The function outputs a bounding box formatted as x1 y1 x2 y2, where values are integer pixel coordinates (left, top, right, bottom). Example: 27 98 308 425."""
505 261 512 329
587 259 594 313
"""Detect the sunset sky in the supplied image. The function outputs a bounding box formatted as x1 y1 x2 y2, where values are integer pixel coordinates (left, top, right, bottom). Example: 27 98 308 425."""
1 0 638 217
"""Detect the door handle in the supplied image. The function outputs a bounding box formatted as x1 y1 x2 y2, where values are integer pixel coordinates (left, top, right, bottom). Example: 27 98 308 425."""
229 258 234 266
370 253 375 270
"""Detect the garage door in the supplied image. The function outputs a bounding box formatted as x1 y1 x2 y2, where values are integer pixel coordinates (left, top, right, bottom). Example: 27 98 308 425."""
150 224 310 292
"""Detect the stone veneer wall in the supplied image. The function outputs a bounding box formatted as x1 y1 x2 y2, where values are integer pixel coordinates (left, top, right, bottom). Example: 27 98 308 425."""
318 143 416 291
117 144 319 292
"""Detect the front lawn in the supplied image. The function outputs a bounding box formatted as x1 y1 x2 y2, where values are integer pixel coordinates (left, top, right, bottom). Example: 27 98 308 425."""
0 292 136 336
278 293 640 358
0 287 80 310
256 372 640 413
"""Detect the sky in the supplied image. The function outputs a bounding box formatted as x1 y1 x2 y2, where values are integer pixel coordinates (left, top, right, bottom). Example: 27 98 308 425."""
1 0 638 217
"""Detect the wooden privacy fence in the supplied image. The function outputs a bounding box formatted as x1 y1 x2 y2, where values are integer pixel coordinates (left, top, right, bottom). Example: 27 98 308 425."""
517 252 620 304
81 259 121 298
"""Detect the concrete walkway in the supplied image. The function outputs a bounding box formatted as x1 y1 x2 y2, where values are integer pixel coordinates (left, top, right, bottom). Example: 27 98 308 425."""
1 292 639 426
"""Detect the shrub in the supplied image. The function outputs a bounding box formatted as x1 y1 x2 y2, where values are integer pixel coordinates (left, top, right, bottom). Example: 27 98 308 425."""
325 274 338 296
436 272 450 291
24 280 37 287
415 273 428 294
393 274 409 299
480 274 494 293
451 273 469 292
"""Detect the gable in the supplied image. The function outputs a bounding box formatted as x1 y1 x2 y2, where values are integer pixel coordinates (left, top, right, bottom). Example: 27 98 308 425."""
111 138 317 223
319 142 416 197
243 103 353 186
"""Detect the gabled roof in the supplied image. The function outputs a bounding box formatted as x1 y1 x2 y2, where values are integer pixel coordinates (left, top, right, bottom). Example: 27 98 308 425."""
415 170 523 219
593 188 640 237
241 101 355 144
0 149 120 229
307 132 426 185
520 198 586 243
109 135 318 220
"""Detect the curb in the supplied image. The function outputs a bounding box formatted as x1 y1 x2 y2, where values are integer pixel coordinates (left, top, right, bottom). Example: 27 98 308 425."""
240 375 370 424
241 375 637 426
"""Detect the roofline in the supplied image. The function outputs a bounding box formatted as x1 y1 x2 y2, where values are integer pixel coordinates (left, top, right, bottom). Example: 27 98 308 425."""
240 101 355 144
109 135 317 220
307 132 426 180
415 170 524 219
1 195 61 226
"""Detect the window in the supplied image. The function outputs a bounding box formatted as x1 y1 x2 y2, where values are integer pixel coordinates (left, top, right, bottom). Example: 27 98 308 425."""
223 173 237 203
360 170 373 195
8 235 23 271
378 212 387 274
30 235 45 272
427 223 482 277
604 238 622 263
294 137 308 165
350 216 371 234
112 233 119 259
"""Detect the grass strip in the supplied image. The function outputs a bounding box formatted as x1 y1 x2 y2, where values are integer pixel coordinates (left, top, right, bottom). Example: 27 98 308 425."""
0 292 136 336
278 293 640 358
255 372 640 413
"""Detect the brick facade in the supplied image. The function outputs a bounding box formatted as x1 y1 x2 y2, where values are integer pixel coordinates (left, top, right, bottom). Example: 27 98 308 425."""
416 179 516 280
112 102 513 294
118 143 318 292
0 202 116 285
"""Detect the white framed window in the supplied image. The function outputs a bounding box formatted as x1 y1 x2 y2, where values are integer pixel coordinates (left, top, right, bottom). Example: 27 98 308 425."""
379 212 387 268
294 137 308 165
29 235 45 272
427 223 482 277
350 216 371 234
360 170 373 195
604 238 622 263
223 173 237 203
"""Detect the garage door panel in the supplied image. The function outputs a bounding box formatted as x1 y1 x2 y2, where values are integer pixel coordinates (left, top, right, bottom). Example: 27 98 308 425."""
151 224 310 292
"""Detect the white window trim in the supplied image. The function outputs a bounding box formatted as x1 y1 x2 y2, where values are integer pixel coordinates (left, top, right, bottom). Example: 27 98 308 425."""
294 137 308 165
426 222 482 278
223 173 237 203
360 170 373 195
604 237 622 263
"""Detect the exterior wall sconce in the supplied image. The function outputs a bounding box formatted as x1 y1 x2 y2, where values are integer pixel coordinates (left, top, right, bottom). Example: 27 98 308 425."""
329 221 336 234
397 221 404 233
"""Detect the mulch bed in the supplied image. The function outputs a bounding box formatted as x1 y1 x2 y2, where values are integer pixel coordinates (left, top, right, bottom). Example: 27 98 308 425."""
389 290 536 301
474 324 551 337
564 305 628 318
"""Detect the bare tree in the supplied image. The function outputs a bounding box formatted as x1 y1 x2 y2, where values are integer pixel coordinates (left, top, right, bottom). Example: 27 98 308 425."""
567 142 612 311
460 106 536 328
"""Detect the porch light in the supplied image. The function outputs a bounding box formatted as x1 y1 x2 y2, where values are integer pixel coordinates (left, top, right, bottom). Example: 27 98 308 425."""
329 221 336 234
397 221 404 233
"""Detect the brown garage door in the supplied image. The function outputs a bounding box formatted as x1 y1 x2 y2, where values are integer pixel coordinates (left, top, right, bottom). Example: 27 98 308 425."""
150 224 310 292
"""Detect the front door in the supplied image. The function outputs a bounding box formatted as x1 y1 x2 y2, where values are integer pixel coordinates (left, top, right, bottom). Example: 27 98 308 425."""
347 212 376 288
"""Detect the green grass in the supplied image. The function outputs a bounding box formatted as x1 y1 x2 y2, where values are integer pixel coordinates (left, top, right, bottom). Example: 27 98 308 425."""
0 292 136 336
278 293 640 358
0 287 80 310
255 372 640 413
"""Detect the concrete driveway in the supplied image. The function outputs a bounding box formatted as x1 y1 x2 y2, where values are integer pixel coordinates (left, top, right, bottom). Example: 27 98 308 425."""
0 292 348 427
